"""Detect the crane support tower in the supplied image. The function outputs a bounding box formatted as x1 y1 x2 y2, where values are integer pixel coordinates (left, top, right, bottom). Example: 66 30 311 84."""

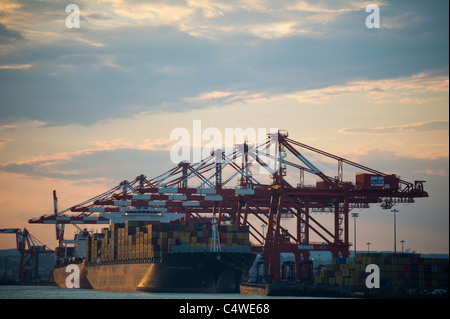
29 132 428 282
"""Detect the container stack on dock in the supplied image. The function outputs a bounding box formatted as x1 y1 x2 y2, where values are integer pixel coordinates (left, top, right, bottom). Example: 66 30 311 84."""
315 252 449 295
86 220 251 263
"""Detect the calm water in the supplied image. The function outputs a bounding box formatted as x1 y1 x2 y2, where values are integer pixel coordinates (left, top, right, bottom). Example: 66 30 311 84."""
0 285 327 299
0 285 353 319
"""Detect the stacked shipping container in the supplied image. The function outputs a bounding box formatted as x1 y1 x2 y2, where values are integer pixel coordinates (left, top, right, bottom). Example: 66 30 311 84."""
315 252 449 294
86 220 251 263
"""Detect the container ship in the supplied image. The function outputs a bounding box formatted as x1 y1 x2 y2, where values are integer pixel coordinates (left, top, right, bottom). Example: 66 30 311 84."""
53 212 256 293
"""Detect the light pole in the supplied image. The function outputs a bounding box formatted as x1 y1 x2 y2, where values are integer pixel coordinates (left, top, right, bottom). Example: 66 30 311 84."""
351 212 359 256
261 224 266 244
400 240 406 254
390 209 399 254
366 242 371 253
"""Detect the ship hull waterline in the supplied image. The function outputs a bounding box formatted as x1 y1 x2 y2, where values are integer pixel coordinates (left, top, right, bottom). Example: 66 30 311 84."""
53 252 256 293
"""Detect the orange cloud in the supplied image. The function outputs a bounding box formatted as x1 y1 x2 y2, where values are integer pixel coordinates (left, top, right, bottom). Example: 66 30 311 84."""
338 120 449 135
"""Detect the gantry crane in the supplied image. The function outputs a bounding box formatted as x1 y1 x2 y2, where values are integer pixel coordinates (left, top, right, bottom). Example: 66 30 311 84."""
28 131 428 282
0 228 54 282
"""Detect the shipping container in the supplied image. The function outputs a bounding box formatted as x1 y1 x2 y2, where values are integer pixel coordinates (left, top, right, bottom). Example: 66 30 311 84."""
316 180 332 189
86 220 252 263
318 252 448 293
355 173 399 191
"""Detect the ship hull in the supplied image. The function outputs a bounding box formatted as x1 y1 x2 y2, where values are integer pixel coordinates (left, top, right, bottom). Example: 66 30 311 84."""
85 262 150 292
136 252 255 293
63 252 255 293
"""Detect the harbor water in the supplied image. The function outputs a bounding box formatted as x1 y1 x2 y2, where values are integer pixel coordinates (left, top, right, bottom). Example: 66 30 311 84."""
0 284 443 319
0 284 326 299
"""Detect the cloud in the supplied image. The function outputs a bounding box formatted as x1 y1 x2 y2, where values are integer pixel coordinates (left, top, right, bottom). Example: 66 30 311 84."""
0 63 32 70
90 137 173 151
4 137 172 165
0 148 172 181
90 138 134 150
0 22 23 43
416 168 448 177
95 0 382 39
0 0 448 255
245 21 318 39
287 0 370 13
0 137 175 180
339 120 449 135
138 138 175 151
0 138 12 149
0 120 46 131
0 0 448 126
175 72 449 110
286 73 449 105
184 90 269 106
343 148 449 179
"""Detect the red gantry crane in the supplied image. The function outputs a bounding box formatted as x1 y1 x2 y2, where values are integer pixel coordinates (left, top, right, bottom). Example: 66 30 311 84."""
28 131 428 283
0 228 54 283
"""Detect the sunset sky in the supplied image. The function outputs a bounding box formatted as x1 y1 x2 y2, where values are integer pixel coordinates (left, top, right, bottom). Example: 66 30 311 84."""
0 0 448 254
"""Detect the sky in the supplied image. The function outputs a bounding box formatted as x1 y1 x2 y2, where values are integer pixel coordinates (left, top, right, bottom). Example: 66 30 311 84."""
0 0 448 254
